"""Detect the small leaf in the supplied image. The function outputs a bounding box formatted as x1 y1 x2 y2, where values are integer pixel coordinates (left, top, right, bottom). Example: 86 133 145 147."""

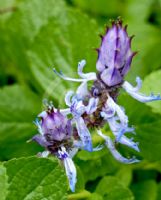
0 85 42 160
0 164 8 200
157 182 161 200
141 70 161 114
115 166 132 187
4 156 67 200
96 176 134 200
131 180 157 200
76 151 120 182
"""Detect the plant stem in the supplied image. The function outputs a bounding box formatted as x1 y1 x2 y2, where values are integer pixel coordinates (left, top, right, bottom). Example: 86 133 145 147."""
68 190 91 200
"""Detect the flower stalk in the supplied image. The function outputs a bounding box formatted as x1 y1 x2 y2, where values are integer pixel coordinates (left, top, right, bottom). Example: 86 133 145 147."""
31 19 161 192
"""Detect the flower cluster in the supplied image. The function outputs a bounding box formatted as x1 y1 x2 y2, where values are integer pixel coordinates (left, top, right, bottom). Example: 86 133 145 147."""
31 19 161 192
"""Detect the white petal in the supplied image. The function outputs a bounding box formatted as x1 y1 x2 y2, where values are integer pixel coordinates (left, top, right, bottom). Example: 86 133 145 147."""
75 117 93 152
76 81 88 99
119 136 140 152
68 147 79 158
65 91 74 106
77 60 97 80
53 68 85 82
97 130 140 164
59 147 77 192
122 80 161 103
40 151 50 157
86 97 99 114
33 118 44 135
106 96 128 125
59 108 71 115
38 111 47 118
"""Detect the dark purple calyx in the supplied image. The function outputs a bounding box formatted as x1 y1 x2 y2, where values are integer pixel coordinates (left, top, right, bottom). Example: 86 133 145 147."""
32 108 73 154
41 109 72 142
96 19 136 87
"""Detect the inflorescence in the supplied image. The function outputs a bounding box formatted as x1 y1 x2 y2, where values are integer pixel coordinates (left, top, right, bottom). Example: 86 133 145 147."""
31 19 161 192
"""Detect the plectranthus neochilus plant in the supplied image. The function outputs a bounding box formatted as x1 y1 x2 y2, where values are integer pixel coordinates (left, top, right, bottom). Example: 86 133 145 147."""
31 19 161 192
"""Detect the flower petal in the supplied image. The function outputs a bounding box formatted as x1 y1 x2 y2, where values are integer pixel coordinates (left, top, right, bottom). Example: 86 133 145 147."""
65 91 74 106
76 81 88 99
104 96 128 125
77 60 97 80
53 68 85 82
33 118 44 135
38 151 50 157
122 79 161 102
32 134 51 147
58 147 77 192
97 130 140 164
75 117 93 152
53 60 96 83
86 97 99 114
119 136 140 152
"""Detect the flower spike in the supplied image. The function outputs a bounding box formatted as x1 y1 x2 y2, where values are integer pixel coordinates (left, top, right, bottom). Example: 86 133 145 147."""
31 19 161 192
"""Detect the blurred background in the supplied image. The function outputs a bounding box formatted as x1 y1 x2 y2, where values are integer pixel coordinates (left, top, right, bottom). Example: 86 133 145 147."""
0 0 161 199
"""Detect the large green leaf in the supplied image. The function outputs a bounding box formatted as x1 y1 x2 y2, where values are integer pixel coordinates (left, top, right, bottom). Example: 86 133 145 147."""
27 8 99 105
0 85 42 160
124 23 161 83
0 164 8 200
0 0 100 102
0 0 67 90
4 156 67 200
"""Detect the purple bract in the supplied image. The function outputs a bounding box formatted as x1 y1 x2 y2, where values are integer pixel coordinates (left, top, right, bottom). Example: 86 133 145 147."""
96 20 136 87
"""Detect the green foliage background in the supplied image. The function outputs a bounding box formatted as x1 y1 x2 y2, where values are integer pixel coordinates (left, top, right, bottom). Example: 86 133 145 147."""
0 0 161 199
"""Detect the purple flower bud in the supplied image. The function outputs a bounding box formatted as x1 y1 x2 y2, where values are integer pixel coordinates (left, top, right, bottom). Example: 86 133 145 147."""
40 109 72 142
96 20 136 87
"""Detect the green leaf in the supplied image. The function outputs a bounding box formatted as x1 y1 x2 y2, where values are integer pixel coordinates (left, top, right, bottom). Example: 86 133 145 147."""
0 0 68 90
0 164 8 200
4 156 67 200
157 182 161 200
0 85 42 160
115 166 132 187
75 166 85 192
124 23 161 82
73 0 125 17
131 180 157 200
0 0 100 101
124 0 153 23
76 150 120 182
27 8 99 105
141 70 161 114
96 176 134 200
119 94 161 162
